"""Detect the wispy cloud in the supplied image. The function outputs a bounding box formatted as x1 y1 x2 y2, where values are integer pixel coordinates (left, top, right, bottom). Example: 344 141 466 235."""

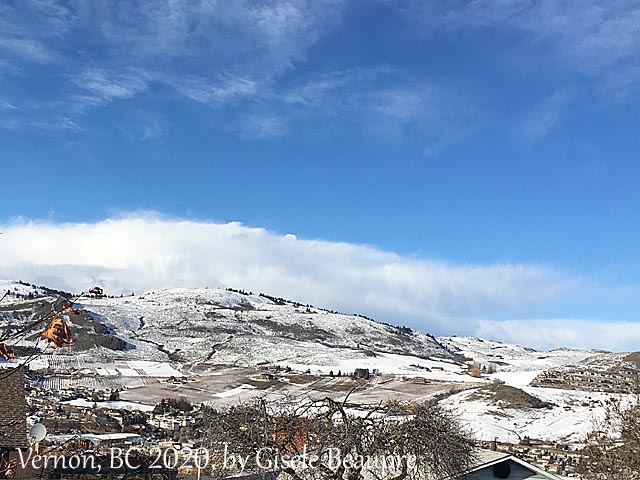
70 68 149 108
114 110 169 142
400 0 640 137
516 90 574 143
84 0 346 76
30 116 82 132
2 0 635 147
0 1 480 150
155 74 259 104
63 63 477 150
238 114 290 139
0 37 59 64
245 67 480 150
0 99 16 111
415 0 640 77
0 0 354 139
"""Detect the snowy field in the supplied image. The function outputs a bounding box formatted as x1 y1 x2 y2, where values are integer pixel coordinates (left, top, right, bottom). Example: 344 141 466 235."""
442 383 629 444
26 355 183 378
287 351 475 381
431 337 636 445
62 398 155 412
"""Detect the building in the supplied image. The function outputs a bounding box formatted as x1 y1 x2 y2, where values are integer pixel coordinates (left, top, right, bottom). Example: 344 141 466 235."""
78 432 143 448
443 449 563 480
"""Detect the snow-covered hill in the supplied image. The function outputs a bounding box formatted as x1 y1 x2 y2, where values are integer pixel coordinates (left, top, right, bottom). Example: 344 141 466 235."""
3 281 638 447
77 288 451 365
438 336 594 373
2 284 454 369
442 383 623 444
0 279 66 300
435 337 638 444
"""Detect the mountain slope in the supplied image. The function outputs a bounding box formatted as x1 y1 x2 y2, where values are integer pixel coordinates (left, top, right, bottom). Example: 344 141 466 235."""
0 281 458 373
76 288 451 365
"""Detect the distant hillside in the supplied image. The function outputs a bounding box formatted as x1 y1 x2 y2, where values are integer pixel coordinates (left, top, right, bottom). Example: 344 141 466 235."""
438 336 593 373
0 282 451 366
531 351 640 393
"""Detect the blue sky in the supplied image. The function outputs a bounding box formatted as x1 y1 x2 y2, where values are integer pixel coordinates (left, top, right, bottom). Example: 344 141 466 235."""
1 1 640 349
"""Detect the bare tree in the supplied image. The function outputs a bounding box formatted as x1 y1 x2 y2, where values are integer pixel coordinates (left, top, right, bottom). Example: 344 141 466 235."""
201 396 475 480
579 394 640 479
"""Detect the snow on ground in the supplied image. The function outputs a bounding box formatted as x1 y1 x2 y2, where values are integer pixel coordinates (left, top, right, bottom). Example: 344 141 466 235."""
213 384 257 398
442 383 629 444
492 370 543 387
0 280 51 300
3 281 633 450
439 336 593 373
127 361 183 377
62 398 155 411
433 342 631 445
22 355 183 378
78 288 449 364
95 366 119 376
288 351 478 381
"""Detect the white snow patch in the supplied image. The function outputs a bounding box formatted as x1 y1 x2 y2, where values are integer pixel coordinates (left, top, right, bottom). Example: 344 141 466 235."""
213 384 257 398
62 398 155 412
127 361 183 377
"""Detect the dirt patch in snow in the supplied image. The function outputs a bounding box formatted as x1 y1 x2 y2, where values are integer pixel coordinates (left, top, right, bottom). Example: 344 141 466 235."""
469 382 554 410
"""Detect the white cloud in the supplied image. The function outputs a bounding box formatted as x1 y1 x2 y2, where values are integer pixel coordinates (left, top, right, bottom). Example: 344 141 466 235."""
85 0 346 76
0 99 16 111
0 1 480 150
1 214 623 350
263 67 480 149
0 37 59 64
155 73 259 104
71 68 149 107
410 0 640 77
30 116 82 132
516 90 574 143
475 319 640 352
399 0 640 138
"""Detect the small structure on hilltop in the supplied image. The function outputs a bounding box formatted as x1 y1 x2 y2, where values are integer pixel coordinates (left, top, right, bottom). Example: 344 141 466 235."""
89 286 104 296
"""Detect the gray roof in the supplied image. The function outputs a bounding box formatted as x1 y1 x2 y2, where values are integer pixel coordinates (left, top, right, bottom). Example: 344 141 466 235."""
440 448 563 480
0 368 27 448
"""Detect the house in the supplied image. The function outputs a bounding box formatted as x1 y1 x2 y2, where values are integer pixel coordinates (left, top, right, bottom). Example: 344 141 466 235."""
89 286 104 296
148 415 182 431
353 368 370 379
442 449 563 480
78 432 143 448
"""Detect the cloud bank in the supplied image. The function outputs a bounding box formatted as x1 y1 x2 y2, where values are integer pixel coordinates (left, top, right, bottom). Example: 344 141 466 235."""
476 319 640 353
1 214 636 351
